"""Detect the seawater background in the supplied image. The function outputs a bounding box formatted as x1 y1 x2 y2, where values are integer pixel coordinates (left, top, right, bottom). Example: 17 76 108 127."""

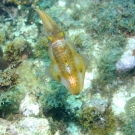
0 0 135 134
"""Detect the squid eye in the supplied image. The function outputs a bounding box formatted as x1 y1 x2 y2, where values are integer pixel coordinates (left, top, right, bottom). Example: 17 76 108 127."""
48 36 53 42
59 31 65 38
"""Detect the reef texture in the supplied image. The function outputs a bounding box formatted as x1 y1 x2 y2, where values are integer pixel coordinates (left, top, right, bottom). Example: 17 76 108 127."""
0 0 135 135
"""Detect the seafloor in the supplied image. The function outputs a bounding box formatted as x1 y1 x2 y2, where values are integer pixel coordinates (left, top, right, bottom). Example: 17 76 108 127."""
0 0 135 135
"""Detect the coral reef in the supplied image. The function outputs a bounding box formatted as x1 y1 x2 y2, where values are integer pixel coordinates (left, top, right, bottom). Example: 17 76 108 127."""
41 84 72 121
79 106 116 135
16 61 40 96
4 37 32 66
36 0 58 9
34 37 49 59
96 35 126 84
48 118 67 135
4 0 33 6
116 37 135 72
0 117 52 135
0 87 21 118
0 68 18 90
0 0 135 134
19 94 40 116
43 86 68 109
84 0 135 36
121 118 135 135
0 32 5 45
40 83 81 123
116 56 135 72
125 96 135 118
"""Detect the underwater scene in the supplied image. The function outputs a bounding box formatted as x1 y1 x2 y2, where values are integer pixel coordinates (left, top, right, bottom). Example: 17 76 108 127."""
0 0 135 134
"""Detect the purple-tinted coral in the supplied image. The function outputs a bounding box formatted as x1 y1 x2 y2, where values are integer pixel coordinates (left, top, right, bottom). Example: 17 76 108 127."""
116 56 135 72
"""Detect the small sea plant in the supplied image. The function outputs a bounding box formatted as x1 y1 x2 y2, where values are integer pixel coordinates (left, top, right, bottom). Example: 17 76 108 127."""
4 37 32 67
0 32 5 45
34 37 49 59
0 87 21 118
79 106 116 135
0 68 18 90
121 117 135 135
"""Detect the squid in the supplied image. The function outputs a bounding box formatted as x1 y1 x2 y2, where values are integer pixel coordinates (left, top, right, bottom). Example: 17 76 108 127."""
33 5 87 95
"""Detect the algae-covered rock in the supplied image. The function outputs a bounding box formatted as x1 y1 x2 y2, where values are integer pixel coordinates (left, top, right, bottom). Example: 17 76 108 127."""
116 56 135 72
79 106 116 135
17 61 39 93
0 68 18 89
4 0 33 5
0 0 135 135
0 32 5 45
34 37 49 59
0 117 51 135
4 37 32 66
19 94 40 116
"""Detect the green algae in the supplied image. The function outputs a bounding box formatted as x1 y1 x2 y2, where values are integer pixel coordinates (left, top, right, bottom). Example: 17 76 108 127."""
121 117 135 135
0 32 5 45
34 37 49 59
79 106 116 135
0 87 21 118
4 37 32 66
84 0 135 36
0 0 134 134
0 68 18 90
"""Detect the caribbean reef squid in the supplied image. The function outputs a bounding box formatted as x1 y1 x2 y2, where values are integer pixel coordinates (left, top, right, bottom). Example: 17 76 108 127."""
33 5 87 95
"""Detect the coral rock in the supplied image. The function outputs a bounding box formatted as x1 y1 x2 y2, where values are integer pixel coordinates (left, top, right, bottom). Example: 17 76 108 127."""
116 56 135 72
19 94 40 116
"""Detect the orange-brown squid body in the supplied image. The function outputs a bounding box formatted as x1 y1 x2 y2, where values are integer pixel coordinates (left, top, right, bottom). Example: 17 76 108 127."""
34 6 87 95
